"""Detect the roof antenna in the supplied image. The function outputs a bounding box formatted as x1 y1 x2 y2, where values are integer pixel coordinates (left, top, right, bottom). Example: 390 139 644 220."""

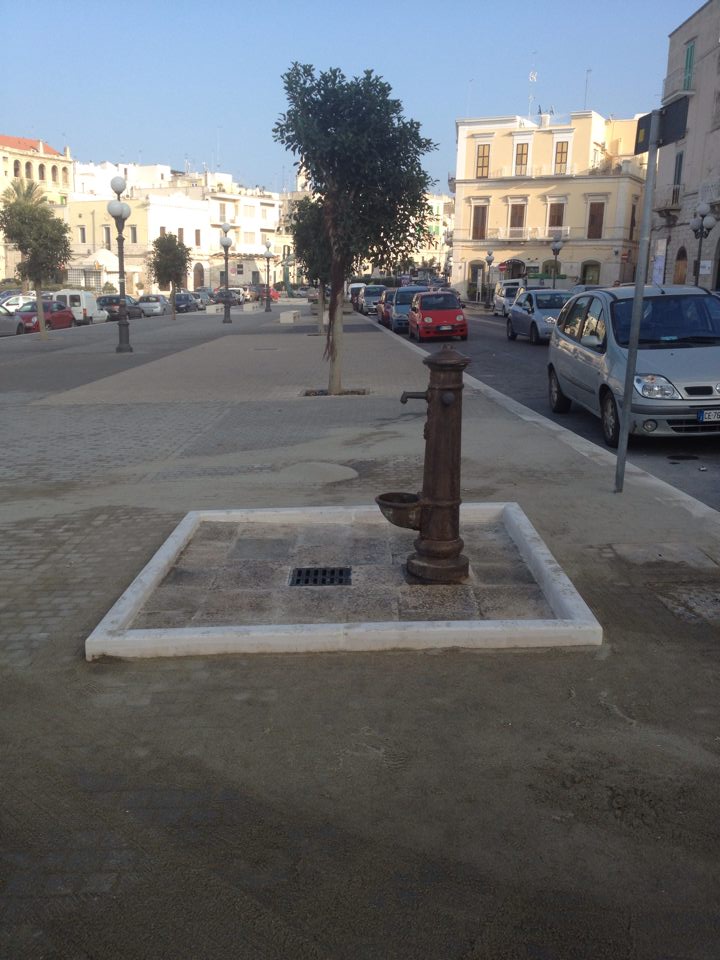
584 69 592 110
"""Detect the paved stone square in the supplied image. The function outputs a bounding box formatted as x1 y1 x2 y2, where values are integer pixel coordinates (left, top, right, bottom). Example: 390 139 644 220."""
1 307 719 959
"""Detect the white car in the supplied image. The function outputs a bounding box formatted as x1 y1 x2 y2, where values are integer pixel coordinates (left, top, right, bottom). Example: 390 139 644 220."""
492 280 522 317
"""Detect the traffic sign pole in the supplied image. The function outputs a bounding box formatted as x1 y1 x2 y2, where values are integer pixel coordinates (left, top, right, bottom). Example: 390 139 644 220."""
614 109 661 493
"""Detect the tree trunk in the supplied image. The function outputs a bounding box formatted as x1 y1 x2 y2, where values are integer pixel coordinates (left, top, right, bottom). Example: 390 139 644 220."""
34 281 48 340
317 285 325 335
326 261 345 395
171 281 176 320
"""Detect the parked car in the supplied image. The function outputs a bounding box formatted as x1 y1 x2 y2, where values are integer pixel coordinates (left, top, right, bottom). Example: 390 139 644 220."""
97 294 143 320
0 289 21 305
17 300 75 332
54 289 107 325
214 288 243 307
348 282 366 310
174 292 197 313
358 284 386 315
0 303 26 336
492 279 523 317
376 289 397 328
507 289 572 344
137 294 170 316
193 291 212 308
547 285 720 447
1 293 36 314
408 290 468 342
388 285 429 334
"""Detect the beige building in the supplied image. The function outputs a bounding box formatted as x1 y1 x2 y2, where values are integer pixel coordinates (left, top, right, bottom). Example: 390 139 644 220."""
652 0 720 289
451 111 646 298
0 135 74 279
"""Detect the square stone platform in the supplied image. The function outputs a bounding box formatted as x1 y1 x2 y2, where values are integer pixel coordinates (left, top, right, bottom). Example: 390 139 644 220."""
85 504 602 659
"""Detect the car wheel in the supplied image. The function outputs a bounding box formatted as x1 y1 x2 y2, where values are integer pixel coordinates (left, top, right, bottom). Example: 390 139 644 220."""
15 323 23 335
548 367 572 413
45 318 53 331
601 390 620 448
530 323 540 345
506 319 517 341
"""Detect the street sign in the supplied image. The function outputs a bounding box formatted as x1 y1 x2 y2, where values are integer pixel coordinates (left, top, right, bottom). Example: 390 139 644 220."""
635 96 689 154
498 263 506 272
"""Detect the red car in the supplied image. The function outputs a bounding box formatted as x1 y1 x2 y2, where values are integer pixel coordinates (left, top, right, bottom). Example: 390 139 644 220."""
376 289 396 328
408 291 468 342
17 300 75 333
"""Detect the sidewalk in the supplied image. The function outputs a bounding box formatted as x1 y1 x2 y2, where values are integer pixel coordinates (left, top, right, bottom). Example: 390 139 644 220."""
1 304 719 959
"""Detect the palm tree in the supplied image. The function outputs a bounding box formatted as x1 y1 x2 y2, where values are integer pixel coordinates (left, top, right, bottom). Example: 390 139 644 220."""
1 179 48 207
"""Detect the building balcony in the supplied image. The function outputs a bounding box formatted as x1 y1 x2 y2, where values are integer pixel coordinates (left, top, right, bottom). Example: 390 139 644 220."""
654 183 684 213
700 179 720 207
662 65 695 104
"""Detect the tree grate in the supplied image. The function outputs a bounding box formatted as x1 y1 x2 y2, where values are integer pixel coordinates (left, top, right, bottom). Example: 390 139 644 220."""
290 566 352 586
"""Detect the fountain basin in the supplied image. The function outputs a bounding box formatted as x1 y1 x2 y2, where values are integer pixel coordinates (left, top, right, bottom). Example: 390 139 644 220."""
375 492 422 530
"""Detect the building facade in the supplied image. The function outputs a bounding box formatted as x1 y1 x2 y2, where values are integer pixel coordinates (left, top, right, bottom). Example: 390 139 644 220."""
451 112 646 298
0 136 74 279
652 0 720 290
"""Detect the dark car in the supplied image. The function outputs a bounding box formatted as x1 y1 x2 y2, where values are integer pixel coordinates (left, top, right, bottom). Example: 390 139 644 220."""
214 289 242 306
388 285 429 334
97 295 143 321
174 293 197 313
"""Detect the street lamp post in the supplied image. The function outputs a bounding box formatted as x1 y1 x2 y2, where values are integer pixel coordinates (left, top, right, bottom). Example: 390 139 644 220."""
690 202 717 286
550 236 564 289
263 240 273 312
107 176 132 353
484 250 494 306
220 222 232 323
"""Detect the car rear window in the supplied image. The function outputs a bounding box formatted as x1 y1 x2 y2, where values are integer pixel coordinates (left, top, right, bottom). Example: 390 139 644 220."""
535 292 569 309
419 294 460 309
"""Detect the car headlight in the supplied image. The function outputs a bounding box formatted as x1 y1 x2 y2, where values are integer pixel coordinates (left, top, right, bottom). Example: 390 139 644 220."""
634 374 681 399
423 316 432 323
456 315 464 322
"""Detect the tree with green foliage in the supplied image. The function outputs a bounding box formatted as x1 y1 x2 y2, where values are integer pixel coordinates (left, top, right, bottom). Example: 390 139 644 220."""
274 63 435 393
290 196 332 334
0 201 71 338
146 233 192 320
2 179 48 207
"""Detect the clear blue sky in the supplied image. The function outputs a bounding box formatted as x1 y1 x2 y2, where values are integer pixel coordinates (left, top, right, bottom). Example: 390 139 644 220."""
8 0 701 194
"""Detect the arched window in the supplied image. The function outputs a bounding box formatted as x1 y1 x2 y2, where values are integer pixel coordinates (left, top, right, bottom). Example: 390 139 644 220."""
13 160 20 177
61 167 69 186
38 163 46 181
25 161 33 180
51 165 58 183
673 247 687 284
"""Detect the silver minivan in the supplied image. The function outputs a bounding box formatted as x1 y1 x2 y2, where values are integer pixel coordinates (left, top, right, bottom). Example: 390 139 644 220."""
547 285 720 446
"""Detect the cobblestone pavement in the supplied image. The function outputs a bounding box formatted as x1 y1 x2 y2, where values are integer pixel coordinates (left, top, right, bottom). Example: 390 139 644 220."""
1 306 719 959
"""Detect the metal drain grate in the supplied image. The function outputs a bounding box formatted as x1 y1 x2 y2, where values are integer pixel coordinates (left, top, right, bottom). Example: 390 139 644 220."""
290 566 352 586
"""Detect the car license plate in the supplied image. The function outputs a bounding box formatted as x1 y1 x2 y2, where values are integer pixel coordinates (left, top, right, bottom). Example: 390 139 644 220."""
698 410 720 422
438 325 452 331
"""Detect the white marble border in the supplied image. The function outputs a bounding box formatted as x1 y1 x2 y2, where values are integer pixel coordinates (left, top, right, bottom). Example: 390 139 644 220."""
85 503 602 660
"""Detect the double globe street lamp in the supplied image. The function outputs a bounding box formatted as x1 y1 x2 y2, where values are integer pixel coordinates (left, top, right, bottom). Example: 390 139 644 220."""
690 202 717 287
263 240 273 312
219 222 232 324
107 176 132 353
550 236 564 290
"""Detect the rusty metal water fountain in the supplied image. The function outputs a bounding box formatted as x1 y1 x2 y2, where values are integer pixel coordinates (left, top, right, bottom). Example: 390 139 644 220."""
376 344 471 583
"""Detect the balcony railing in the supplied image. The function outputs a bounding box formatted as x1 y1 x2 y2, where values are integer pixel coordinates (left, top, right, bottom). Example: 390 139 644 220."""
662 64 695 102
472 160 644 180
700 180 720 206
654 183 684 210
